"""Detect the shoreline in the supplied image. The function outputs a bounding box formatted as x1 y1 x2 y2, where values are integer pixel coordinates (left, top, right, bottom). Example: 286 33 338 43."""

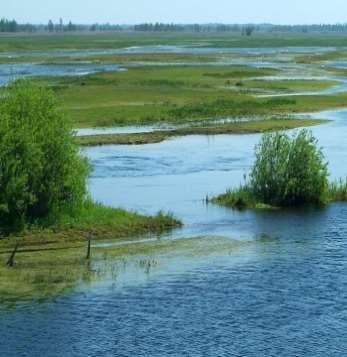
77 118 328 146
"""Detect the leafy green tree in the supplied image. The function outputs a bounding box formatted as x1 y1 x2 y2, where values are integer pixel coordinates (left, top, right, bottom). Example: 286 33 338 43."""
250 130 329 206
0 80 90 232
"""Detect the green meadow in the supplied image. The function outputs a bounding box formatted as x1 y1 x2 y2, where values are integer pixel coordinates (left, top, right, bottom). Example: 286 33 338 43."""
32 65 342 128
2 32 347 52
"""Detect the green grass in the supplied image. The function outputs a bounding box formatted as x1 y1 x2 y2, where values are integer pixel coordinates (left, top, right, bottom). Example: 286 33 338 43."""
6 200 180 245
0 199 181 302
2 32 347 52
242 79 339 93
295 50 347 64
0 52 228 65
210 185 274 210
77 118 328 146
329 178 347 201
30 65 347 128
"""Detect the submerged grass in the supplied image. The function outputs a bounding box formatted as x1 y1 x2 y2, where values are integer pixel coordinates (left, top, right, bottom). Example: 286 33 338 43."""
0 200 181 302
0 235 249 303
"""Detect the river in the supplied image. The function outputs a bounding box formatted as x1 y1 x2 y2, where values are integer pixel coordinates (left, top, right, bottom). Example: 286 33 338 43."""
1 46 347 356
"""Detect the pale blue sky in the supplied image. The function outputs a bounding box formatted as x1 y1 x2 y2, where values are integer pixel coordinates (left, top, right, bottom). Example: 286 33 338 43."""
4 0 347 24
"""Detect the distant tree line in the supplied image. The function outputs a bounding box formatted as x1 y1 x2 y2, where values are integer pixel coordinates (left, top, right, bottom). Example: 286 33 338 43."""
134 23 256 35
3 18 347 35
0 18 36 32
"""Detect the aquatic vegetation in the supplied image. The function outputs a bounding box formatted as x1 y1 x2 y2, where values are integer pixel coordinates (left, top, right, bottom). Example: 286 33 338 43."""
212 130 332 208
328 178 347 201
0 235 246 303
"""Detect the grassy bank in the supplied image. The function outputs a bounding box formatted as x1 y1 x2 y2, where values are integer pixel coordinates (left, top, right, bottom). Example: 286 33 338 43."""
0 201 181 302
77 118 328 146
0 201 181 248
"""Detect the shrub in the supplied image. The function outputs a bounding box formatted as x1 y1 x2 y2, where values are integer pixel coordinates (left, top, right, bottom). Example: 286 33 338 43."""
0 80 90 232
250 130 329 206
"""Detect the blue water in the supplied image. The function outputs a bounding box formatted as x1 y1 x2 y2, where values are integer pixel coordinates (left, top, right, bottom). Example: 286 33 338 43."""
1 202 347 356
0 63 123 86
1 48 347 356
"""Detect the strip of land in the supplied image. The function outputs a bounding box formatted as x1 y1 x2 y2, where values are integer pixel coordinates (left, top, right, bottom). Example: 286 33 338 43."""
77 118 328 146
3 32 347 52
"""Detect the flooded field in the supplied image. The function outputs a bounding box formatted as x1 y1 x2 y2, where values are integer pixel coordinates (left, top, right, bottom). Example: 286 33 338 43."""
2 45 347 356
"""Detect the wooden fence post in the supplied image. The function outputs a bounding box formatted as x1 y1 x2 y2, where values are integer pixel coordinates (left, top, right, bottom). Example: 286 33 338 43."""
6 242 20 267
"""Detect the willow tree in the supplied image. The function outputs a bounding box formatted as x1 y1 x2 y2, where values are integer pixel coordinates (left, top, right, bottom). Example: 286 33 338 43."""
0 80 90 232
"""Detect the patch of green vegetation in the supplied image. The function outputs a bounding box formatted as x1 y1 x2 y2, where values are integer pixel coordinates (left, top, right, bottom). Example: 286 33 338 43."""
329 178 347 201
0 52 228 65
1 32 347 52
211 130 346 209
322 66 347 76
44 200 181 240
0 200 180 249
0 80 180 242
77 118 327 146
210 185 274 210
242 79 339 93
32 65 347 127
46 53 223 64
295 50 347 64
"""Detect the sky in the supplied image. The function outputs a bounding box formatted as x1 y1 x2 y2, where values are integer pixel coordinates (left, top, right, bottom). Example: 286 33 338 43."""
4 0 347 25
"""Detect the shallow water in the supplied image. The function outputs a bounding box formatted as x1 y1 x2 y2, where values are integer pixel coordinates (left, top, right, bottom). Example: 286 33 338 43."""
86 109 347 238
0 45 333 87
0 62 123 85
2 47 347 356
0 45 337 59
1 202 347 356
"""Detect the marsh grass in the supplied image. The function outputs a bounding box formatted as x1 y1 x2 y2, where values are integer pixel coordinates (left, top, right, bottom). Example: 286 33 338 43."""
0 235 248 303
328 178 347 201
0 202 181 303
3 32 347 52
33 65 347 127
